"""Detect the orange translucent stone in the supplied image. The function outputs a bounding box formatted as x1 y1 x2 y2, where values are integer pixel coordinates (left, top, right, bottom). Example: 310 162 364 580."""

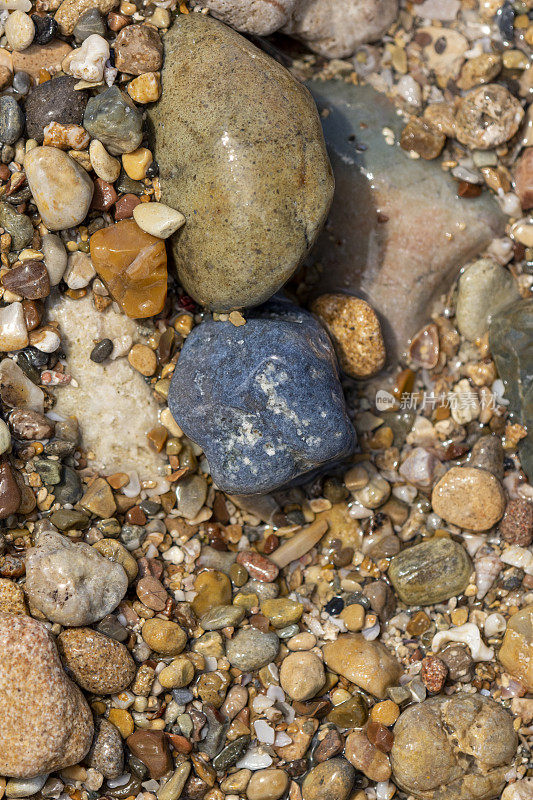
90 219 167 318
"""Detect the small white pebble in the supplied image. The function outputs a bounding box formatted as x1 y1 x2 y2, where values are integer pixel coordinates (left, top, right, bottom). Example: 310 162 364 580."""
133 202 185 239
65 34 109 83
484 613 506 637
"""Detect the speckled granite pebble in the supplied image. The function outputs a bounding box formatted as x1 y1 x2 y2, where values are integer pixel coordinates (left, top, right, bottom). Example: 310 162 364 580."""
58 627 136 694
226 627 280 671
25 530 128 626
86 719 124 779
0 615 93 778
168 298 356 495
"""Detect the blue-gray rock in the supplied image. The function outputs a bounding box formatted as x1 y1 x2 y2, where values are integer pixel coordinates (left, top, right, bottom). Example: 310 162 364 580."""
306 81 504 361
25 76 88 143
0 97 24 145
489 299 533 480
83 87 142 155
168 298 356 495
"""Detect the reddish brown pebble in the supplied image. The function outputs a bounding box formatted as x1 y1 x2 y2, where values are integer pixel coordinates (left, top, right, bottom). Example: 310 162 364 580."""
126 505 147 525
366 720 394 753
314 727 344 762
114 193 142 220
250 613 270 632
107 12 131 31
2 260 50 300
91 178 118 211
457 181 483 198
0 164 10 181
0 554 25 578
420 654 448 693
167 733 193 754
126 729 173 778
515 147 533 210
0 459 20 518
22 299 44 331
114 24 163 75
263 534 279 555
9 408 54 439
236 550 279 582
500 498 533 547
136 575 168 611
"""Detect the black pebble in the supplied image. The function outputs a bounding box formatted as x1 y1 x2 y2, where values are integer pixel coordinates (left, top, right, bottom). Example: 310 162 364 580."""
498 2 514 42
90 338 113 363
324 596 344 616
31 14 59 45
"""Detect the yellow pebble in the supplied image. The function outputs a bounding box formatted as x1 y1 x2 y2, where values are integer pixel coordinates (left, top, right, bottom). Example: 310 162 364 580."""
122 147 153 181
451 607 469 626
371 699 400 726
174 314 194 336
340 603 366 631
127 72 162 104
107 708 135 738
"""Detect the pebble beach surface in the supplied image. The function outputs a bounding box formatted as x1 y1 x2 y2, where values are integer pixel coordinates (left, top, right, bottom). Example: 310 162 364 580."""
0 1 530 800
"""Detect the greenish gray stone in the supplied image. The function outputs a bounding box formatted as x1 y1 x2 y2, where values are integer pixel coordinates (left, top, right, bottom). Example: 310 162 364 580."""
212 735 250 771
490 299 533 480
456 258 520 341
388 538 472 605
50 509 89 531
83 87 142 155
327 693 368 728
0 202 33 250
200 605 245 631
34 458 61 485
148 13 333 312
54 465 82 505
226 627 279 671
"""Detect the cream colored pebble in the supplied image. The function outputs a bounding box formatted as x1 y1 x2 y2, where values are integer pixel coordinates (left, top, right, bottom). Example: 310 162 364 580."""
133 202 185 239
64 34 109 82
5 10 35 51
89 139 121 183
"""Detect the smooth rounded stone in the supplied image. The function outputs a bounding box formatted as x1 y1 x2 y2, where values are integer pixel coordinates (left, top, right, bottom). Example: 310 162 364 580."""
243 578 279 601
5 774 48 797
468 435 504 480
200 605 245 631
431 467 506 531
191 569 232 617
498 606 533 690
391 694 518 800
126 729 172 779
132 201 185 239
24 146 93 230
311 293 386 377
226 627 280 672
456 258 520 341
176 474 207 520
280 651 325 701
0 96 24 145
322 633 401 699
345 730 391 781
73 7 105 42
158 657 195 689
261 598 303 628
327 693 368 728
83 86 142 155
86 719 124 780
25 530 128 626
388 537 472 605
247 769 289 800
141 618 187 655
307 81 504 362
168 298 356 495
57 627 136 694
489 300 533 480
0 615 93 778
302 759 355 800
42 233 67 286
149 13 333 312
283 0 397 58
25 76 88 143
0 201 33 250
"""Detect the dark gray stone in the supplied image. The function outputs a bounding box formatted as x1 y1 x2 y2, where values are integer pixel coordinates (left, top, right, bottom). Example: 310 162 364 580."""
83 87 143 155
168 298 356 495
490 298 533 480
73 7 105 42
25 76 88 143
54 465 82 504
0 97 24 145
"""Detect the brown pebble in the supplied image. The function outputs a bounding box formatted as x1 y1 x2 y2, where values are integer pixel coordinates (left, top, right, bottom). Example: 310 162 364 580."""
126 505 147 525
366 720 394 753
345 730 391 781
22 299 44 331
9 408 54 440
128 343 157 376
515 148 533 211
420 654 448 694
314 728 344 762
114 24 163 75
236 550 279 582
126 729 172 779
114 193 141 220
2 260 50 300
91 178 118 212
0 459 20 519
136 575 168 611
500 498 533 547
58 627 136 694
400 117 445 160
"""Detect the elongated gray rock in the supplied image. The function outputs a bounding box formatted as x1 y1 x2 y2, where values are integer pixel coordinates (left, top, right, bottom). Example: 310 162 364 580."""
306 81 505 361
149 13 333 312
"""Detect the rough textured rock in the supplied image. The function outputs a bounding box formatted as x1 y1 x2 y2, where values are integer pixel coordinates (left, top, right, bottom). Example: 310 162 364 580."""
388 538 472 605
148 13 333 312
302 759 355 800
85 719 124 779
47 294 165 479
0 615 93 778
200 0 297 35
431 467 506 531
306 81 504 361
322 633 402 698
24 76 88 143
456 259 520 341
25 530 128 626
168 298 356 495
58 627 136 694
391 694 517 800
489 299 533 481
283 0 398 58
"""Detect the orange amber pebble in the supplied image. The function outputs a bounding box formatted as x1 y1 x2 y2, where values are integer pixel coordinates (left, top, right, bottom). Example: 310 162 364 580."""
90 220 167 318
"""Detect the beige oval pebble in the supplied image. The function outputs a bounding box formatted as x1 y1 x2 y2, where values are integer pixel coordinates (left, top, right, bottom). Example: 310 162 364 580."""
246 769 289 800
280 651 325 701
133 202 185 239
5 11 35 52
24 146 93 231
431 466 505 531
89 140 121 183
